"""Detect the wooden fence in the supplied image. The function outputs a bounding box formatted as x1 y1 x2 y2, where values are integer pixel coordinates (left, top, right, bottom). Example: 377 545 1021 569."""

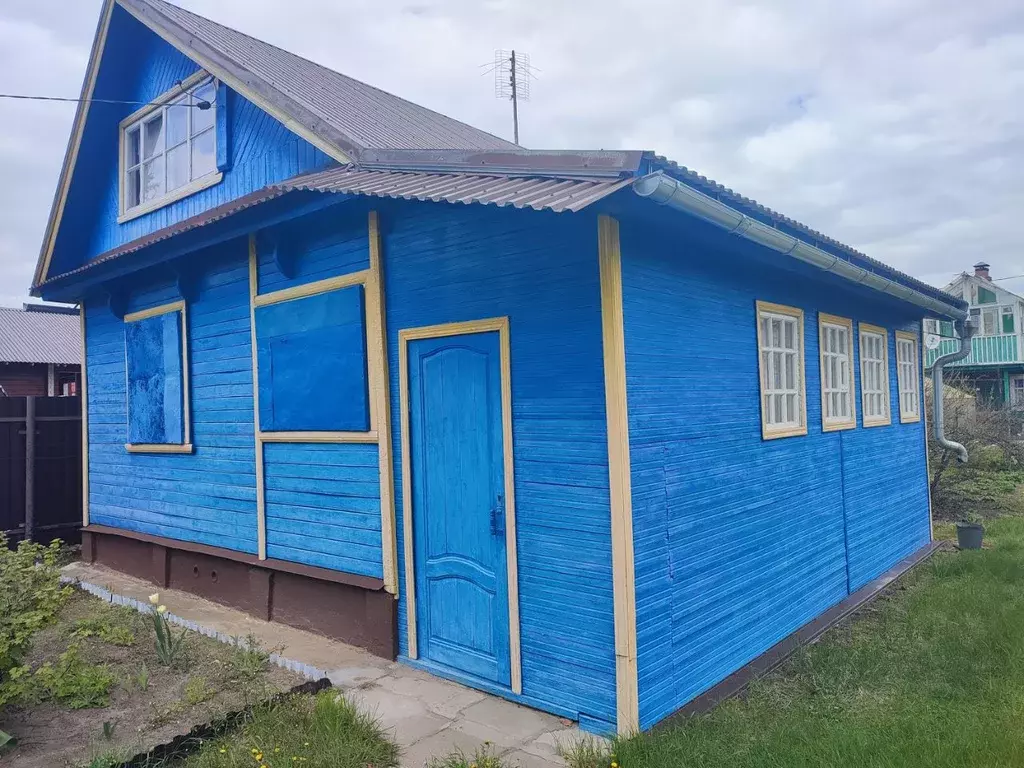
0 396 82 545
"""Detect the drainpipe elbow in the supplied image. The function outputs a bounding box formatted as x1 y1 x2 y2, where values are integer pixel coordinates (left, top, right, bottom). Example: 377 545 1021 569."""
930 317 977 464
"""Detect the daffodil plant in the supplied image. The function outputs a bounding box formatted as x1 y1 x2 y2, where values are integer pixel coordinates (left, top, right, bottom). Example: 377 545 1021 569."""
148 593 186 667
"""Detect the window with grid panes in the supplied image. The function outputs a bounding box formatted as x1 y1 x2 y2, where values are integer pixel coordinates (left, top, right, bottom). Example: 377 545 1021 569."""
819 316 855 428
756 303 806 437
859 326 890 426
122 78 217 216
895 333 921 422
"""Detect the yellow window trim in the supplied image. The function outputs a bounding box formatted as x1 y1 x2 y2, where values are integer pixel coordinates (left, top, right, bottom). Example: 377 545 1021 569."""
895 330 922 423
258 431 377 444
123 300 191 453
253 270 370 308
858 322 891 427
818 313 856 432
755 301 808 440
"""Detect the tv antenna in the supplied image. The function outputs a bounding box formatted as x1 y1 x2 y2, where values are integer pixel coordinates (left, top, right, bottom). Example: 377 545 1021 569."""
486 50 535 145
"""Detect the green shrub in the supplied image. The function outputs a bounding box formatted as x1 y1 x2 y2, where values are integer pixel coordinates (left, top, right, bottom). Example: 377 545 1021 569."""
0 535 72 707
31 645 116 709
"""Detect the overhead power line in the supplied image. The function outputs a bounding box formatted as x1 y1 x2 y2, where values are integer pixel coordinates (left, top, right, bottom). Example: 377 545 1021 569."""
0 93 213 110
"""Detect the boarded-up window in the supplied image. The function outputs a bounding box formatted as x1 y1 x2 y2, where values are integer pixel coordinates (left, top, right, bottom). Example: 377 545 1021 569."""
124 304 188 445
255 285 369 432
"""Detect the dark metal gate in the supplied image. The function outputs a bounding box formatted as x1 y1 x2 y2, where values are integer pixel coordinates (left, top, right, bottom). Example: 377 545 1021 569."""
0 396 82 545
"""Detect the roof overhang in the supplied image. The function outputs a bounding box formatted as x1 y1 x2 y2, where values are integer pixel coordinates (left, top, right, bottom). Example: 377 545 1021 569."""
633 172 967 320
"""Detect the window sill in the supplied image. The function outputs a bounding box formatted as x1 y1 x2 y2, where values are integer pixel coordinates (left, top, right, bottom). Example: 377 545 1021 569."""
899 414 922 424
125 443 194 454
863 417 892 428
822 420 856 433
762 425 808 440
117 172 223 224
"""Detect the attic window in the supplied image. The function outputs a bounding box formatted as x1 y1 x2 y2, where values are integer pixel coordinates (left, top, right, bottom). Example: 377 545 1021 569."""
120 75 221 221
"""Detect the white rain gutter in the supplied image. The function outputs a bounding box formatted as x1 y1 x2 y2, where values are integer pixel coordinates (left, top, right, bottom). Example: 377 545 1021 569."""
632 172 966 319
928 319 977 463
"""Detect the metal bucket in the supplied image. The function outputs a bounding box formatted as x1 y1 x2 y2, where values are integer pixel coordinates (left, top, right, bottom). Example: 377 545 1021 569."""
956 522 984 550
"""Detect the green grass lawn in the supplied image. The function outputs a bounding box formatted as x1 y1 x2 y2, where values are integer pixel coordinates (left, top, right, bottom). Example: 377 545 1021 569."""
570 513 1024 768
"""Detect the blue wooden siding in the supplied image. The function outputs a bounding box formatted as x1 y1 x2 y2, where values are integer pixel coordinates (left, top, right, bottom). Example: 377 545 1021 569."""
263 443 383 577
620 215 930 729
382 202 616 728
85 239 258 552
50 4 333 278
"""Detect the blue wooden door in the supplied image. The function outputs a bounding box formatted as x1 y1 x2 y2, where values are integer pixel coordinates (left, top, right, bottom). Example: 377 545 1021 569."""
408 330 511 686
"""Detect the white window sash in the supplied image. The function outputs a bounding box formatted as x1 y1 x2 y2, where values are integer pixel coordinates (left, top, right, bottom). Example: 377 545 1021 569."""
895 333 920 421
819 316 855 429
859 327 890 426
756 302 806 438
121 75 218 217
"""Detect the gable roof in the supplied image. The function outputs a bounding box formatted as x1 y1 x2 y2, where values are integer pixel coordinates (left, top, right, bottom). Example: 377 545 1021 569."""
946 272 1024 305
31 0 515 289
0 306 81 366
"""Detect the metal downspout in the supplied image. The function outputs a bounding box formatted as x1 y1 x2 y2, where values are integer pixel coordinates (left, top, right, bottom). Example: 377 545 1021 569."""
929 319 977 464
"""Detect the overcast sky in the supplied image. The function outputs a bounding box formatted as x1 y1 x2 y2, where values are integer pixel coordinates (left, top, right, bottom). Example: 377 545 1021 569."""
1 0 1022 308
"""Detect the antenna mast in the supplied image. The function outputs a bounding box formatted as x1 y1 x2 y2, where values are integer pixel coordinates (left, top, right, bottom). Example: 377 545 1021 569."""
492 50 532 145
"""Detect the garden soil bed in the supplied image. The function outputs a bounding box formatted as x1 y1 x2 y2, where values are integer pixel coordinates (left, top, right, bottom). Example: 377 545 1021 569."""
2 589 303 768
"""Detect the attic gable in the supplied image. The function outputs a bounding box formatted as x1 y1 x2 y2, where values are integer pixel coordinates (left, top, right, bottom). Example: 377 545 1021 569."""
33 0 515 292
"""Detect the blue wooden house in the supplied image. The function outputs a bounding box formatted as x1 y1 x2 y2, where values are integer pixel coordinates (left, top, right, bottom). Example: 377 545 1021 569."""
33 0 968 735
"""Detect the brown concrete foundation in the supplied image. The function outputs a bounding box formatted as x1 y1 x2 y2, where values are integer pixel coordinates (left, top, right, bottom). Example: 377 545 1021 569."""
81 525 397 659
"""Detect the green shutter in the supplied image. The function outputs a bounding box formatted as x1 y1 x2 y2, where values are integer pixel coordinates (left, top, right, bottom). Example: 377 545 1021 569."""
1004 312 1015 334
978 286 997 304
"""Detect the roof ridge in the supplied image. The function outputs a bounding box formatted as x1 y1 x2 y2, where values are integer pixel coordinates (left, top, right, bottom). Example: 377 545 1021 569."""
136 0 516 153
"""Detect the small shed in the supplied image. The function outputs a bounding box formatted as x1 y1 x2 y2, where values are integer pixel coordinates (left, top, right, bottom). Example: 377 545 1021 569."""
0 304 81 396
31 0 967 735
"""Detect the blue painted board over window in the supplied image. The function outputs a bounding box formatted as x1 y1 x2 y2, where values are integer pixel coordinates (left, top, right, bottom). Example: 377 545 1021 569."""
255 286 369 432
125 310 185 444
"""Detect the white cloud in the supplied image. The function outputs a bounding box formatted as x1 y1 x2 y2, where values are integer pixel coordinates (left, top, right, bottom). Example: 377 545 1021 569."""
1 0 1022 307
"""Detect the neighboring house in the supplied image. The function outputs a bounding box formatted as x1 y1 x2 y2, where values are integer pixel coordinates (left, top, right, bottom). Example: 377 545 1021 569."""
30 0 967 735
0 304 81 397
924 262 1024 407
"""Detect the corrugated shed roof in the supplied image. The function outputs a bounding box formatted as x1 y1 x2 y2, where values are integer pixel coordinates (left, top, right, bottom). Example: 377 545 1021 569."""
0 307 81 365
651 155 966 310
121 0 516 154
278 166 634 213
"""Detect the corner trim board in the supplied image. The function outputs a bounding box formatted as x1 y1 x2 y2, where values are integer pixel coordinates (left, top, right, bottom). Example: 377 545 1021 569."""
397 316 523 695
248 235 267 559
366 211 399 596
80 306 90 527
597 214 639 735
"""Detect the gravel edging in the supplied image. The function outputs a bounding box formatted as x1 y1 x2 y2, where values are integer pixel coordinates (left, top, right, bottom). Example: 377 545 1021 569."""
61 577 331 681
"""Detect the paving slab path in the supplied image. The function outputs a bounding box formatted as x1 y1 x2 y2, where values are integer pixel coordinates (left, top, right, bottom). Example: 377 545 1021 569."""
63 561 590 767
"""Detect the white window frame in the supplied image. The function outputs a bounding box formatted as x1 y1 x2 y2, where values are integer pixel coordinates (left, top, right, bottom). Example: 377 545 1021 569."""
118 71 222 223
895 330 921 423
818 313 856 431
755 301 807 440
859 323 891 427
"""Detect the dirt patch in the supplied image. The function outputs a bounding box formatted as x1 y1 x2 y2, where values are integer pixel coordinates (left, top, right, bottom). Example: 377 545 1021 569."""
1 589 303 768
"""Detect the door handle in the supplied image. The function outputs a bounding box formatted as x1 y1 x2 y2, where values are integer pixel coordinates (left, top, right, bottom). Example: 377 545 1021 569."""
490 494 506 537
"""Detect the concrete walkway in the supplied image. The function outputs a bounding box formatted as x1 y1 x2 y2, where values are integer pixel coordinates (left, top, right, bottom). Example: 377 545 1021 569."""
62 561 589 767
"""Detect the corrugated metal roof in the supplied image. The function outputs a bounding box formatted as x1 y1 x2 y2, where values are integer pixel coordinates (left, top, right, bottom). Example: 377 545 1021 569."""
0 306 80 365
278 166 634 213
121 0 516 154
651 155 966 310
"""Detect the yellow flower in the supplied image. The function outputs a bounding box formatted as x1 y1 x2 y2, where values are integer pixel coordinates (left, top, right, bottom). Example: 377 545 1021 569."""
275 747 281 752
611 763 619 768
157 605 167 614
219 748 227 754
255 753 263 761
303 742 310 747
